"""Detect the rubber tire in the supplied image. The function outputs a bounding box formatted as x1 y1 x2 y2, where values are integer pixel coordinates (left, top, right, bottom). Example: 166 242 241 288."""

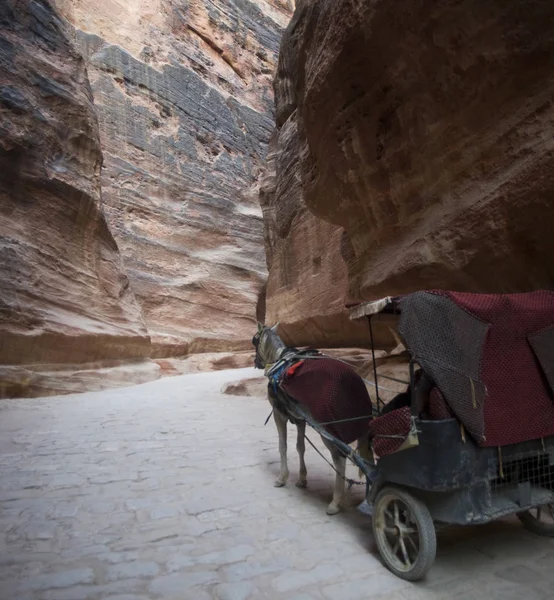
372 486 437 581
517 506 554 537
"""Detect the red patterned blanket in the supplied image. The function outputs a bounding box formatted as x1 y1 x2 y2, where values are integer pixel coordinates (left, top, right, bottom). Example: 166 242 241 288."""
280 358 373 444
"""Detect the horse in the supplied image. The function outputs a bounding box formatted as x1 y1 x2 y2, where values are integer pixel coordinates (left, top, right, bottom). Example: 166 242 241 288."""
252 323 373 515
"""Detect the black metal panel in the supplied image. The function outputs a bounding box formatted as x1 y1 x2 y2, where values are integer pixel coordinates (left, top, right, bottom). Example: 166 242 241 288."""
376 419 491 491
368 422 554 525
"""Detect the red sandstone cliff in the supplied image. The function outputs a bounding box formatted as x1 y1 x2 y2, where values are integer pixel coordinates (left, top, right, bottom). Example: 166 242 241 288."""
58 0 291 357
263 0 554 347
0 0 292 397
0 0 155 397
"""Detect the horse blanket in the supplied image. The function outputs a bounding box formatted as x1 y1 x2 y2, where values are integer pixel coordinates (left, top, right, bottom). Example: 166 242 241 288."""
279 358 373 444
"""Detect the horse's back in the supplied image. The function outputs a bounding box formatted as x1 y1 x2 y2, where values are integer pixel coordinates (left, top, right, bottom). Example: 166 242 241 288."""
280 358 372 444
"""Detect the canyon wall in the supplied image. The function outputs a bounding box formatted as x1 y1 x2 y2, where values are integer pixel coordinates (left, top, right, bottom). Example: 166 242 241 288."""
0 0 155 397
0 0 291 397
58 0 292 357
263 0 554 347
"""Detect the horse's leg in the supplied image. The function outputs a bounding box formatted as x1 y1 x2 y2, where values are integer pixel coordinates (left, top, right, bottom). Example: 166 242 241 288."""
273 409 289 487
295 420 307 488
322 437 346 515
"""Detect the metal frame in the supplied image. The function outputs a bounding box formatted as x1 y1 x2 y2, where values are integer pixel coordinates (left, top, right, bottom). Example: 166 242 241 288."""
367 315 382 413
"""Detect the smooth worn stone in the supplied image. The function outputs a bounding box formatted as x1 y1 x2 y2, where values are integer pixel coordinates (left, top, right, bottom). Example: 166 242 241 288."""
215 581 257 600
18 568 95 592
106 561 161 581
149 571 219 595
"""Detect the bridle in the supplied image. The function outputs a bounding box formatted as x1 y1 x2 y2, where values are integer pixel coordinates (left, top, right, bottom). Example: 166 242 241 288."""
252 331 264 369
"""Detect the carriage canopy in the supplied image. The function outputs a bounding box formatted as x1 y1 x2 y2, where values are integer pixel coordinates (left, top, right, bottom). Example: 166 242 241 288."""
351 290 554 447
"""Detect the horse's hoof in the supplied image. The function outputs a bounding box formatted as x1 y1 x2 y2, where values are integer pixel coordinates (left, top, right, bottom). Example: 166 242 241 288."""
274 479 286 487
295 479 307 489
326 503 341 515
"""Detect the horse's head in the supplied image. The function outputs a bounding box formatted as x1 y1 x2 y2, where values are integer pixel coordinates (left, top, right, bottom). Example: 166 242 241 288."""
252 322 285 369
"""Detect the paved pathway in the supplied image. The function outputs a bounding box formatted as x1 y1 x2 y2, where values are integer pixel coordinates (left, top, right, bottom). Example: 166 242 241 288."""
1 368 553 599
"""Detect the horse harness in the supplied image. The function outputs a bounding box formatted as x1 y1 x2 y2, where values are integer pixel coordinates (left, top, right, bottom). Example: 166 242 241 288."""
255 341 322 422
254 334 374 488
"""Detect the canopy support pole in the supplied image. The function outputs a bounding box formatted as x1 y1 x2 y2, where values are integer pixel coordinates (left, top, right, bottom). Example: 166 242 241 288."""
367 315 382 414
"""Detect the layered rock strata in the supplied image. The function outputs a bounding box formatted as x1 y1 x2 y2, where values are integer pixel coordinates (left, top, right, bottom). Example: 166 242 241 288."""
59 0 292 357
0 0 292 397
0 0 153 398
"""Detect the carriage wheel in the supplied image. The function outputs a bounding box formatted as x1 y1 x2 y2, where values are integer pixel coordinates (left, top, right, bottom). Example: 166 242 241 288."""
372 486 436 581
517 503 554 537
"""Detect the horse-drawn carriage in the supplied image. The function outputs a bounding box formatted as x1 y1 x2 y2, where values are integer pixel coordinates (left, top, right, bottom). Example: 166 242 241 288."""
254 290 554 581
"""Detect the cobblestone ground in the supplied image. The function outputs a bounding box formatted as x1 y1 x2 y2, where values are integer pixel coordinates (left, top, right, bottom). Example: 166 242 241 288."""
1 368 553 600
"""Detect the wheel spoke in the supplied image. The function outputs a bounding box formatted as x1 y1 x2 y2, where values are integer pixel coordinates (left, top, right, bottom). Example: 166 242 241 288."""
406 533 419 552
547 504 554 521
375 490 435 576
399 537 411 566
536 506 542 521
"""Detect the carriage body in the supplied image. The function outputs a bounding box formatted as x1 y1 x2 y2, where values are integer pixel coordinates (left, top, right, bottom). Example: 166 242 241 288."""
350 290 554 580
370 420 554 525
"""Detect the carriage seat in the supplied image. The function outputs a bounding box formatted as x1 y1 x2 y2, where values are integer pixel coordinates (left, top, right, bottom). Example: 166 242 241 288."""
380 369 453 421
369 373 454 457
367 406 411 457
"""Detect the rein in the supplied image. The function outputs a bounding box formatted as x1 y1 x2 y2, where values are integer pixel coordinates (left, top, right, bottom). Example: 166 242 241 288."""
303 433 366 489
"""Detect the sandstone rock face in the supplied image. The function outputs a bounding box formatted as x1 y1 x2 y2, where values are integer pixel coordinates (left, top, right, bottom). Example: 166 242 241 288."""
221 376 267 397
0 0 153 398
156 351 255 377
0 0 291 397
264 0 554 346
57 0 292 357
259 104 375 348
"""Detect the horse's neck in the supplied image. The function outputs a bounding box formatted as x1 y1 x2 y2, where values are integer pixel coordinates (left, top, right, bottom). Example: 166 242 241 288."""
263 333 286 365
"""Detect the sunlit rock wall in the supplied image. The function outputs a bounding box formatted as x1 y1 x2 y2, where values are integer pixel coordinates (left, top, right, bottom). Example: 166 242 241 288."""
58 0 292 357
0 0 292 397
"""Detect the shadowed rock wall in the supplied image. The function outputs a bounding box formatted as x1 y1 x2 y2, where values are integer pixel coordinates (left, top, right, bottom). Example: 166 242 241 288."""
0 0 155 397
263 0 554 347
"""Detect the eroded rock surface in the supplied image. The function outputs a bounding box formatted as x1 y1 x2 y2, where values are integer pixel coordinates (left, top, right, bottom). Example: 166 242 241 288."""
58 0 292 356
263 0 554 346
259 107 371 348
156 351 255 377
0 0 292 397
0 0 152 398
222 375 267 397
